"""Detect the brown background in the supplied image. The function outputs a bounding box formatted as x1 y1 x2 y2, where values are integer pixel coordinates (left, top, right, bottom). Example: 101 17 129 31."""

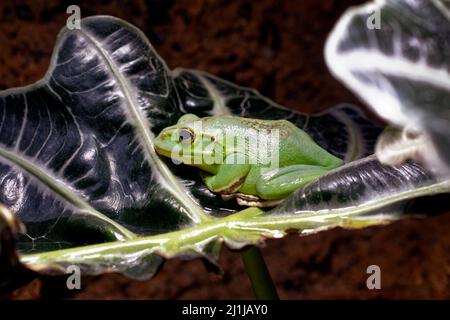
0 0 449 299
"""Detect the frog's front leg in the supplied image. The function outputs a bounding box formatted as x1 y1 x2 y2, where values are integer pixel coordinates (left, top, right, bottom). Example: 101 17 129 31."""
202 153 251 193
256 164 331 200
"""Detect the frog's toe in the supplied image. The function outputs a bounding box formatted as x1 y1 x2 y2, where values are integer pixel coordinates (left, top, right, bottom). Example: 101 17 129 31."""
220 193 236 201
235 193 285 207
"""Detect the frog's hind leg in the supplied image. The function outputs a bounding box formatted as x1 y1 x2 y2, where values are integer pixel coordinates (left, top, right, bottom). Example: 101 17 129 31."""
256 164 331 200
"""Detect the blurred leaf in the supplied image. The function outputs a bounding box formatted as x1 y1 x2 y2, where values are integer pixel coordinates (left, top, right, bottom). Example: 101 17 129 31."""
325 0 450 175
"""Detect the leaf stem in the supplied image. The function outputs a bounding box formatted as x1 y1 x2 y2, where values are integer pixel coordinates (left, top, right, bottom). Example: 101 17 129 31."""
240 246 279 300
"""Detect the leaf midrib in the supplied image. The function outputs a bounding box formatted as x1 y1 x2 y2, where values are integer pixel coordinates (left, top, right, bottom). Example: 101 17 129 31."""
79 28 210 224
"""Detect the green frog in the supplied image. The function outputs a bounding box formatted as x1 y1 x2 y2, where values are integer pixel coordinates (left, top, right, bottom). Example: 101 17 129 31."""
155 114 343 207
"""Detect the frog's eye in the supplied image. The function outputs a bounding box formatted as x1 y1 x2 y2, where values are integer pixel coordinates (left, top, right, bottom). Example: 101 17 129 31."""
178 128 195 145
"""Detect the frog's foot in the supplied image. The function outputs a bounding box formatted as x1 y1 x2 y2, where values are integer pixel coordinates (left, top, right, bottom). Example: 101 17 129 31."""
234 193 285 208
201 171 245 194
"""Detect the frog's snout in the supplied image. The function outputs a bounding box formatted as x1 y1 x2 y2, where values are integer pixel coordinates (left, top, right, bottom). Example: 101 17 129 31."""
154 128 178 156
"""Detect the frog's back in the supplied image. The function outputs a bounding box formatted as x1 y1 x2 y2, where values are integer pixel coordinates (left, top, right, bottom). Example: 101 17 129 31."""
204 116 298 161
201 116 341 168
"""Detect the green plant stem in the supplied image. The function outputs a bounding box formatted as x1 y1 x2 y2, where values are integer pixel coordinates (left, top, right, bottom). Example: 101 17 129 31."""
240 246 279 300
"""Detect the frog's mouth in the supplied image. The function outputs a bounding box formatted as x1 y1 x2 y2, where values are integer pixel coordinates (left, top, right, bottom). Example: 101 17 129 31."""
154 126 184 152
154 131 218 168
154 137 192 164
154 138 176 158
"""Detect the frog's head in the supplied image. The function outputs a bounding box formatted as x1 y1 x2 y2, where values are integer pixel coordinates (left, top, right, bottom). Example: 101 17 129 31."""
155 114 222 172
